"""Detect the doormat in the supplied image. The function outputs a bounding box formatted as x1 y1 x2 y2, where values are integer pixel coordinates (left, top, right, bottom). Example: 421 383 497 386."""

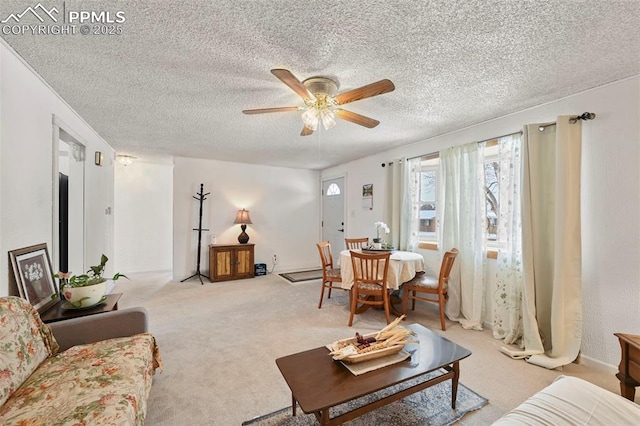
242 372 488 425
279 269 323 283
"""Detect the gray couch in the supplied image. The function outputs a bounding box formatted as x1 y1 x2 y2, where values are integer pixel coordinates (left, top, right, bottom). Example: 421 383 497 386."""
50 306 150 351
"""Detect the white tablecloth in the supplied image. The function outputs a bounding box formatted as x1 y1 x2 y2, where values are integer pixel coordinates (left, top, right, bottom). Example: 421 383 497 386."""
339 249 425 291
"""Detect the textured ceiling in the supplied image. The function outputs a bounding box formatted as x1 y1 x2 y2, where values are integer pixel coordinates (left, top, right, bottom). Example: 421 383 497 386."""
1 1 639 170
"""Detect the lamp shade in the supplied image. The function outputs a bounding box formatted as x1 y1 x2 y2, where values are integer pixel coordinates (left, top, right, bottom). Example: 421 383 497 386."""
233 209 252 224
234 209 252 244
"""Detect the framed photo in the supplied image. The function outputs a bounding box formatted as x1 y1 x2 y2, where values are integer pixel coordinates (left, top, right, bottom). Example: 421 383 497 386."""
362 184 373 210
9 243 58 313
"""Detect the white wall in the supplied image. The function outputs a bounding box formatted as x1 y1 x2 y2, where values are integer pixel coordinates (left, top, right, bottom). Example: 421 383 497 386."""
114 159 173 273
322 76 640 367
0 41 115 296
173 157 320 280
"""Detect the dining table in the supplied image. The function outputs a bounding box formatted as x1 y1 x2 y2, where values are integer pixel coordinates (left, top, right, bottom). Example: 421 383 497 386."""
338 249 425 291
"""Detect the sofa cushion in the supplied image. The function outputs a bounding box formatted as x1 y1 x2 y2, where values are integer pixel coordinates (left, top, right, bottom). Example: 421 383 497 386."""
0 333 161 425
492 375 640 425
0 296 59 407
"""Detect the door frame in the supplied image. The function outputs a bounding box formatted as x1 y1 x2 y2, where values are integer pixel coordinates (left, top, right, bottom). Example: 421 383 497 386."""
320 172 347 247
52 115 87 275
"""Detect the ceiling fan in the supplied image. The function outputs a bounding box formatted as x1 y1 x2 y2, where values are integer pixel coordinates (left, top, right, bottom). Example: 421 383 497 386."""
242 69 395 136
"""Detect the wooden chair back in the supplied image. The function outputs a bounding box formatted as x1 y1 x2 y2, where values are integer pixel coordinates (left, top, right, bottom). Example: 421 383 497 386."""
316 240 335 270
348 250 391 326
439 248 458 289
345 237 369 250
402 248 458 330
316 241 345 309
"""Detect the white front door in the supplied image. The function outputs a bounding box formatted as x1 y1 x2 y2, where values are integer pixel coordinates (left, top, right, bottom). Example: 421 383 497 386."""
322 177 345 254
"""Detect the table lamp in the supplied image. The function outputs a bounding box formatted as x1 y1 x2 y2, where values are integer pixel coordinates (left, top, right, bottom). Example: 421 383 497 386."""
234 209 253 244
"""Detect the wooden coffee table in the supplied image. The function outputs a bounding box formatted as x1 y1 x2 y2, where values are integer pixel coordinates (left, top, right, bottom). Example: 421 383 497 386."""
275 323 471 425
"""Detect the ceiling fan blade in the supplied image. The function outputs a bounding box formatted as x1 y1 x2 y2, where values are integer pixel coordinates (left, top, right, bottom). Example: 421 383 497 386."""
271 69 314 100
242 106 300 115
335 109 380 128
334 79 395 105
301 126 314 136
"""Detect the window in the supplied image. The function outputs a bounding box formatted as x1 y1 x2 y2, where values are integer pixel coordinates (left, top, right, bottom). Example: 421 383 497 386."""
414 144 504 248
326 183 341 196
484 142 500 242
418 154 439 242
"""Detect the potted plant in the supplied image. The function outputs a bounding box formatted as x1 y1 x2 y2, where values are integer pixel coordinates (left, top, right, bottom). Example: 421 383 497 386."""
55 254 127 308
373 221 390 248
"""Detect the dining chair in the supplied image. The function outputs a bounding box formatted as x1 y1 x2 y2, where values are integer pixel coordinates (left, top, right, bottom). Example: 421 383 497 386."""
401 248 458 331
348 250 391 326
345 237 369 249
316 241 346 309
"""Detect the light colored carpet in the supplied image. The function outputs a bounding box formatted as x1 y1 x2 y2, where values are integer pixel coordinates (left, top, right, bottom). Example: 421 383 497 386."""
115 271 625 425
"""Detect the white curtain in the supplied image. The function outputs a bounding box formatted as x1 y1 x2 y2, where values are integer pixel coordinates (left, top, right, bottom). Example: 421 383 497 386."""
492 134 524 344
400 157 421 251
387 157 421 252
439 141 486 330
385 160 401 248
500 116 583 368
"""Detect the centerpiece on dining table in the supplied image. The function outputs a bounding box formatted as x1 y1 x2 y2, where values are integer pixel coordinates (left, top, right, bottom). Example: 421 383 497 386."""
329 316 416 363
368 221 391 250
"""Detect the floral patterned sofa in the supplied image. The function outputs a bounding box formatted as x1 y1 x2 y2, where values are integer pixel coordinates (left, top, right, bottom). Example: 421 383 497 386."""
0 296 162 425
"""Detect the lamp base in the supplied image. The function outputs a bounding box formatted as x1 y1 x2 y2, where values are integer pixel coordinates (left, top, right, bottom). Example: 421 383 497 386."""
237 224 250 244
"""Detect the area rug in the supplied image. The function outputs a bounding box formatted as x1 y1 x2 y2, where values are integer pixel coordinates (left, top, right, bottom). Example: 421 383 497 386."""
242 372 488 425
279 269 323 283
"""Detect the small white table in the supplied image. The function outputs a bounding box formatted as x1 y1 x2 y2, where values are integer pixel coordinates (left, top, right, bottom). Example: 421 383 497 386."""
339 249 425 291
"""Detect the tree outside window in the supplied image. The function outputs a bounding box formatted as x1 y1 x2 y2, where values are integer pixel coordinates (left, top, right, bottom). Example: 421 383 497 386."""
484 159 499 241
417 154 439 242
419 170 437 239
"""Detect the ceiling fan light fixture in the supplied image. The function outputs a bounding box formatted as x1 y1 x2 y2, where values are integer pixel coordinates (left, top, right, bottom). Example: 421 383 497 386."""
302 107 319 131
301 106 336 131
243 69 395 136
319 108 336 130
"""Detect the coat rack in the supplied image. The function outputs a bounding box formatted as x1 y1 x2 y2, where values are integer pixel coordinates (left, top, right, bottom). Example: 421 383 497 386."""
181 183 210 284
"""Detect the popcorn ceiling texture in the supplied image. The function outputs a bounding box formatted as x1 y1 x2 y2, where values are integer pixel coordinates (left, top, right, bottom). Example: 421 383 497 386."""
0 0 638 169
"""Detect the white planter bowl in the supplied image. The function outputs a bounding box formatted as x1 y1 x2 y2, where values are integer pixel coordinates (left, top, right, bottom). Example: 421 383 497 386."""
62 281 107 308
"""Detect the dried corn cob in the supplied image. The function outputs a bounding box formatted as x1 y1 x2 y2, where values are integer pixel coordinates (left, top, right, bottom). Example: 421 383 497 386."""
381 333 409 346
356 342 389 353
375 315 406 339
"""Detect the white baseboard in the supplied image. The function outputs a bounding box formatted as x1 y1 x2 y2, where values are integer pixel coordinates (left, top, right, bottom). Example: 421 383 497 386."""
579 353 618 374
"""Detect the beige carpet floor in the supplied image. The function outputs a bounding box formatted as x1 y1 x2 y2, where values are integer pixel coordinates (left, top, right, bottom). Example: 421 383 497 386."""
116 271 626 425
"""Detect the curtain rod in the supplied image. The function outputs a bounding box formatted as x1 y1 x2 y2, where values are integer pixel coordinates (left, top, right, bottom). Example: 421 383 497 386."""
478 112 597 144
405 112 596 160
476 130 522 145
534 111 597 132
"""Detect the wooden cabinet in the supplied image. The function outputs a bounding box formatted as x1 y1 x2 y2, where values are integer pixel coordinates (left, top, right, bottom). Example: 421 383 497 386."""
615 333 640 400
209 244 255 282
